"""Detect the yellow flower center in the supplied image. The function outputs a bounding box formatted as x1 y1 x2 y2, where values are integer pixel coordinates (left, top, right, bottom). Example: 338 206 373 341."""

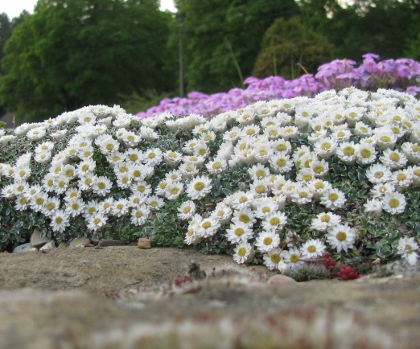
36 198 44 205
238 247 247 257
321 214 330 222
234 228 244 236
262 206 271 213
170 187 180 195
72 203 79 210
380 136 391 143
360 148 372 158
212 162 222 169
388 198 400 208
290 254 299 263
336 231 347 242
55 217 62 224
270 217 280 226
46 202 55 210
388 152 400 162
256 169 266 178
194 182 205 191
98 182 106 189
269 130 278 136
93 218 101 225
307 245 316 253
329 193 339 201
133 170 141 178
129 154 138 162
106 143 114 151
314 182 325 189
255 185 266 194
313 165 324 174
321 142 331 151
263 237 273 246
19 197 27 205
202 221 211 229
299 191 308 198
136 211 143 218
374 171 384 178
271 254 281 264
239 214 250 224
183 206 191 214
277 158 286 167
276 144 287 152
397 173 406 181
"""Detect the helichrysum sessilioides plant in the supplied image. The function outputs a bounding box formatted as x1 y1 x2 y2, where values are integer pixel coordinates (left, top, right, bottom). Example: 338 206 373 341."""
1 87 419 274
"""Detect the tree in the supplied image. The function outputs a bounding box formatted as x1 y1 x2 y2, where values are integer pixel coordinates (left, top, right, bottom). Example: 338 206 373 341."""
174 0 299 93
0 0 175 122
252 16 333 79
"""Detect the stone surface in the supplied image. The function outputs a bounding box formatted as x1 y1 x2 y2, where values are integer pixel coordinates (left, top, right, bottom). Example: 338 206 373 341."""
12 243 32 253
0 246 419 349
137 237 152 249
69 237 91 248
30 228 49 248
39 240 56 251
267 274 297 285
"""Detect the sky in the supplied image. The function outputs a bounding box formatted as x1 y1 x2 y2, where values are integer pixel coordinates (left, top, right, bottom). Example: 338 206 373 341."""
0 0 177 19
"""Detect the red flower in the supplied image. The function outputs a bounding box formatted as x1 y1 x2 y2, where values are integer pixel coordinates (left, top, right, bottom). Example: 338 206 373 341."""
337 265 360 280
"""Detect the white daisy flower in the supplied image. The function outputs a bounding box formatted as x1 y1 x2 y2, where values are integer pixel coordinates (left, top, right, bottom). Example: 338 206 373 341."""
249 179 270 197
143 148 163 166
34 151 52 164
401 142 420 164
290 185 313 205
226 222 254 244
370 182 396 198
263 248 283 271
50 209 70 233
365 163 393 184
112 199 131 217
320 188 346 210
397 237 419 265
232 241 254 264
279 125 299 139
261 211 287 231
271 139 292 154
391 168 413 190
125 148 143 163
379 149 408 169
355 143 377 165
382 192 406 214
248 164 270 180
131 181 152 196
42 196 61 217
311 159 329 177
300 239 326 259
26 127 46 140
307 179 332 201
231 207 256 227
86 213 108 232
15 195 29 211
165 170 183 182
84 200 99 218
327 224 356 252
146 195 165 210
281 248 304 270
76 159 96 177
98 198 114 215
13 166 31 181
183 155 206 168
30 192 48 212
314 137 337 159
241 124 260 137
164 181 184 201
363 198 383 216
186 176 212 200
140 126 159 141
178 200 196 221
269 153 293 174
255 231 280 252
163 150 182 167
127 192 146 207
375 128 397 150
311 212 342 232
65 197 85 217
92 176 112 196
198 217 220 238
253 198 278 219
179 162 199 178
184 223 203 245
155 179 169 197
212 202 233 225
206 158 228 174
115 172 133 189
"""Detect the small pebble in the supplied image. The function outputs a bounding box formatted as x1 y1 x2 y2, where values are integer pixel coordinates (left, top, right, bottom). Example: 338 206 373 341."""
13 243 32 253
69 237 91 248
40 241 56 251
137 238 151 249
30 228 49 249
58 242 67 248
267 274 297 286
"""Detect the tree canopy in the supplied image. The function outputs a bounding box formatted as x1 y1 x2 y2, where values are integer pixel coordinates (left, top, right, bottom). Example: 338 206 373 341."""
0 0 175 122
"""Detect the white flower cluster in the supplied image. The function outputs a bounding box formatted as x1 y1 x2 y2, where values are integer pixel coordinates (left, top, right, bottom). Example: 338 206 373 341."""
0 88 419 270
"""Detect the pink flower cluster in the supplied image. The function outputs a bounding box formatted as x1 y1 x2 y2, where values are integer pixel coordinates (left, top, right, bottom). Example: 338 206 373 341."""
137 53 420 119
